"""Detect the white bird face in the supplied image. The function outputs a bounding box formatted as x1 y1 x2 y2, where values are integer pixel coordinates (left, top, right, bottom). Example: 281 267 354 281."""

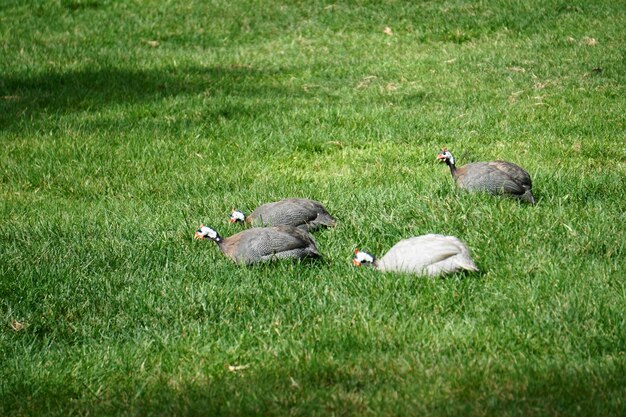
195 225 218 240
229 210 246 223
353 249 375 267
437 148 455 165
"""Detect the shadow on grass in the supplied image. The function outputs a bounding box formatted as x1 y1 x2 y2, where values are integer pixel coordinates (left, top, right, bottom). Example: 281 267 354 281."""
3 358 624 417
0 65 298 130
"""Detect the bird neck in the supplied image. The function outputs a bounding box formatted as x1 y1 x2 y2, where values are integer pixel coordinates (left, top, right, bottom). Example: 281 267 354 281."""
367 256 380 268
447 160 457 178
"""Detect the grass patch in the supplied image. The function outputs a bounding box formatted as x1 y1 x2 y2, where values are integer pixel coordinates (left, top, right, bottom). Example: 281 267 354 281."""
1 0 625 415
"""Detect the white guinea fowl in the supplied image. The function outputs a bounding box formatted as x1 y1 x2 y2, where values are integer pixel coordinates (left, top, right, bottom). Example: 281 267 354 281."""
353 234 478 277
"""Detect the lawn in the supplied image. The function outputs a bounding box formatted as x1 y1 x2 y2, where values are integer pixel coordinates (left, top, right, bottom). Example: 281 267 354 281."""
1 0 625 415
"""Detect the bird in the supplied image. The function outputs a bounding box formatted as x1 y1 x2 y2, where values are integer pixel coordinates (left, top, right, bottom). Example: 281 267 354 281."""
229 198 337 230
352 234 478 277
194 224 321 265
437 148 536 204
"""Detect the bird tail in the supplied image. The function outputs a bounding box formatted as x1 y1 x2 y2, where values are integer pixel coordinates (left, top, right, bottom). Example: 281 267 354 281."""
316 213 337 228
460 258 479 272
521 190 536 204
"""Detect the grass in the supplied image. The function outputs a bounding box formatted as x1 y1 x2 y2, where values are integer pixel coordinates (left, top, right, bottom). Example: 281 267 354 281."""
1 0 625 415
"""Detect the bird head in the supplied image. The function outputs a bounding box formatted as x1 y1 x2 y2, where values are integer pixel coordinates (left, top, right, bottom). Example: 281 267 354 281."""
437 148 455 165
352 249 376 267
229 209 246 224
194 225 221 241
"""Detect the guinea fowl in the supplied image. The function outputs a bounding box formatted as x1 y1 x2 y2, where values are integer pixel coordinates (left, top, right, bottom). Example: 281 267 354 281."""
230 198 337 231
352 234 478 277
437 148 536 204
194 224 321 265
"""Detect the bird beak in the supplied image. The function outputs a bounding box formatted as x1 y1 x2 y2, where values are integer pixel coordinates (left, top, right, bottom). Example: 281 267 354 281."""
229 218 236 223
194 231 203 240
352 259 361 267
437 154 446 161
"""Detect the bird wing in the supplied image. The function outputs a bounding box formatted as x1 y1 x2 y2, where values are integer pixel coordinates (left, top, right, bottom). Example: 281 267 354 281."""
274 201 320 226
491 161 532 187
232 226 318 260
250 198 334 228
248 201 282 226
268 225 319 252
425 254 478 276
458 162 529 195
379 235 477 276
378 235 461 273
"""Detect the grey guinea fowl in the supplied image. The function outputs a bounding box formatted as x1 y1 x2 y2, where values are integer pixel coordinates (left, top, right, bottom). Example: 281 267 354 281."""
437 148 536 204
194 224 321 265
230 198 337 230
352 234 478 277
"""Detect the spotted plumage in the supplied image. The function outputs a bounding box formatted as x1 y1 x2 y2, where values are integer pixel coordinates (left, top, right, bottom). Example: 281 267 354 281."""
438 148 536 204
195 225 321 265
230 198 336 230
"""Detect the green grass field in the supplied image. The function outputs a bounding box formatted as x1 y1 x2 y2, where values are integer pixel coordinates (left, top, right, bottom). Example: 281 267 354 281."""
1 0 625 415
